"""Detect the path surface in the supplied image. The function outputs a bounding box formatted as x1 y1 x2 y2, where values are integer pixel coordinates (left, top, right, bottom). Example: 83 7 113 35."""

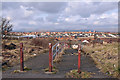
2 49 110 78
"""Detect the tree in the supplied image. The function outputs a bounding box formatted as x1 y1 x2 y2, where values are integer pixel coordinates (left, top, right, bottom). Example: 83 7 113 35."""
0 17 13 51
1 17 13 39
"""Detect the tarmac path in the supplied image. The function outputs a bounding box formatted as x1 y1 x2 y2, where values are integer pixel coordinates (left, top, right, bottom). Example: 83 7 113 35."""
2 48 110 78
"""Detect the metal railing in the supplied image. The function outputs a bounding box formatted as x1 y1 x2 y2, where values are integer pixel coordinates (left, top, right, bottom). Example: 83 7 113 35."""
48 41 83 72
49 42 67 72
52 42 59 59
52 42 64 59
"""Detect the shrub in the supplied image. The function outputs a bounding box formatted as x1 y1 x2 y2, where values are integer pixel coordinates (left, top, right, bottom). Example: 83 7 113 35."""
3 43 16 50
31 38 56 49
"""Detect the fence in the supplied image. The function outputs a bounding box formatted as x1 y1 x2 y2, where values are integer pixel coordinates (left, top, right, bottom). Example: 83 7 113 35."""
19 41 82 73
52 42 66 60
48 41 83 73
49 42 66 72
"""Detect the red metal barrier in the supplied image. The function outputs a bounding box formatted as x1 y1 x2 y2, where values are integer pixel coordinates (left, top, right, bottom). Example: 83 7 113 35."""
20 43 24 71
56 46 58 57
48 42 67 72
49 43 52 72
63 42 66 48
78 44 81 73
68 43 70 48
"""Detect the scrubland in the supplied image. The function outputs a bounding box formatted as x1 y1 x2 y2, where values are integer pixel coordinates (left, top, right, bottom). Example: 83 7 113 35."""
82 42 119 78
2 38 55 70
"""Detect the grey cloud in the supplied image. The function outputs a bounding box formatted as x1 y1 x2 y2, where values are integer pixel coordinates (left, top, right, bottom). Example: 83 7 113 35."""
93 2 117 14
64 2 117 17
46 14 59 22
23 2 67 13
2 2 118 32
2 2 21 10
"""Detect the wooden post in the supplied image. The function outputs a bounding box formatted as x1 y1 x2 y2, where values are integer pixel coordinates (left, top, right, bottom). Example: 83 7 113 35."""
78 44 81 73
49 43 52 72
20 43 24 71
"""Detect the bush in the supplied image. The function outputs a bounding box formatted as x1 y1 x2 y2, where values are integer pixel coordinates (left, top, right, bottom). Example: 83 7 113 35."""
3 43 16 50
31 38 56 49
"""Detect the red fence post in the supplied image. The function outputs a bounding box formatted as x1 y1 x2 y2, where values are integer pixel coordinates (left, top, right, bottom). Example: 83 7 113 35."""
78 44 81 73
49 43 52 72
64 42 66 48
20 43 24 71
56 46 58 57
65 42 66 48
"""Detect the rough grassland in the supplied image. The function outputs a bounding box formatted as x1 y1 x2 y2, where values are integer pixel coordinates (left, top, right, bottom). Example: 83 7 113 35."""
66 69 93 78
2 39 48 70
82 42 119 78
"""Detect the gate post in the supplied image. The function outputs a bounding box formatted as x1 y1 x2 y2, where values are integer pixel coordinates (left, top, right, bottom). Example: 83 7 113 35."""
20 43 24 71
78 44 81 73
49 43 52 72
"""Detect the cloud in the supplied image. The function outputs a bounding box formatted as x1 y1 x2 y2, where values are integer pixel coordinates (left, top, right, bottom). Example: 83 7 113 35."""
6 16 11 20
20 5 34 17
54 22 59 25
28 21 37 25
23 2 67 13
93 21 99 25
63 2 117 17
65 18 69 22
2 2 118 32
64 15 81 22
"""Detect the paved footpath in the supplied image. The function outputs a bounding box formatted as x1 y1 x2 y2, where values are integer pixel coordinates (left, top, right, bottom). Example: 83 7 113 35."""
2 49 110 78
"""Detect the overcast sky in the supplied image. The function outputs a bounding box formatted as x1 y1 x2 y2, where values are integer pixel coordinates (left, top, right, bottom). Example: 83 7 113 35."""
2 2 118 32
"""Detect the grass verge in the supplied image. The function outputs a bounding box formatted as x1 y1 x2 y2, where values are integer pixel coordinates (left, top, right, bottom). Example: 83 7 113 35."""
66 69 94 78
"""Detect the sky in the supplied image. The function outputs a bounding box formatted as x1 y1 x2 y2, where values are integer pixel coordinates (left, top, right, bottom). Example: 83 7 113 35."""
2 2 118 32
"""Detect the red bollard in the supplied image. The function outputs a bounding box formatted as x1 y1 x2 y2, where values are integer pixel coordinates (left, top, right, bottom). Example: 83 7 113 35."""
49 43 52 72
27 37 29 40
65 43 67 48
20 43 24 71
56 46 58 57
67 43 69 48
64 42 66 48
78 44 81 73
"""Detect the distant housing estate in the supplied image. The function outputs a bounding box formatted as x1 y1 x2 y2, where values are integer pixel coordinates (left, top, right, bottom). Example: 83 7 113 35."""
9 31 119 43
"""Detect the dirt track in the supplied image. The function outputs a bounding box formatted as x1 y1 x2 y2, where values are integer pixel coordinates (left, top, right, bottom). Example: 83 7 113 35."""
2 48 110 78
